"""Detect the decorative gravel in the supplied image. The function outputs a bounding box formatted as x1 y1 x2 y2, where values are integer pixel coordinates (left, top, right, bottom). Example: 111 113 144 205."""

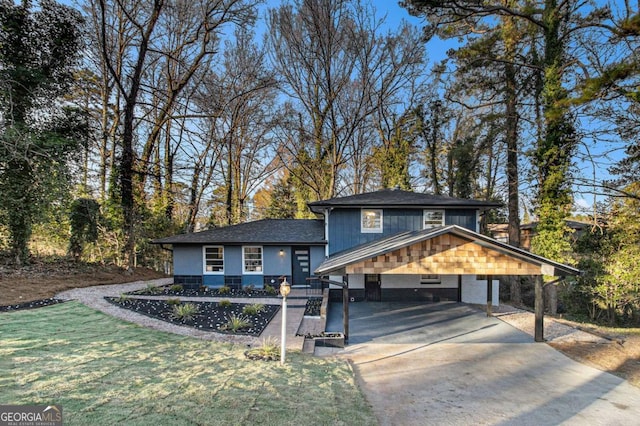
0 298 67 312
105 297 279 336
304 298 322 316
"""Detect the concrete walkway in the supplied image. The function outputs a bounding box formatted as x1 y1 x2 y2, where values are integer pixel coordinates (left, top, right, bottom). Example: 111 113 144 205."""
57 280 308 349
322 302 640 425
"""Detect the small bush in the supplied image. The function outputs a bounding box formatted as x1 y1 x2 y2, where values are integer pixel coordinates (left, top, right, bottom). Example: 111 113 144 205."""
116 294 130 303
218 299 232 308
242 303 265 316
245 336 280 361
169 284 183 292
166 298 181 305
218 285 231 295
171 303 199 321
221 314 252 332
145 284 162 295
264 285 277 295
243 284 255 293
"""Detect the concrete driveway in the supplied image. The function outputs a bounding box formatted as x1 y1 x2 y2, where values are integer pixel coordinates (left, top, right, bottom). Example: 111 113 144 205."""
324 302 640 425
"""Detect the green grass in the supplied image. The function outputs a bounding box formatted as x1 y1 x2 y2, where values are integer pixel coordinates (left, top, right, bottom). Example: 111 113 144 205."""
0 302 375 426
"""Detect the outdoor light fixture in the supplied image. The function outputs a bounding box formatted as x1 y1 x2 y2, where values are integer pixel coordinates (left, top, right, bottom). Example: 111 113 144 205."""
279 249 285 257
280 278 291 365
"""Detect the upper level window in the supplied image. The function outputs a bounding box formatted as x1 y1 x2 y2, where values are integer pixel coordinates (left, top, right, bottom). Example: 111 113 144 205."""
243 246 263 273
361 209 383 233
204 246 224 273
423 210 444 229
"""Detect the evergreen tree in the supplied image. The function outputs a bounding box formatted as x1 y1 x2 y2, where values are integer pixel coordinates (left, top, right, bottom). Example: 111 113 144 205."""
0 0 85 264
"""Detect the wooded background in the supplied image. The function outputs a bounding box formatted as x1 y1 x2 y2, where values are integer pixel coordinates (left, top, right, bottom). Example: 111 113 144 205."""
0 0 638 325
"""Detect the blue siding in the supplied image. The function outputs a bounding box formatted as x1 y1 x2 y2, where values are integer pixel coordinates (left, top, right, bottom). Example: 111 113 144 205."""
328 208 479 254
328 208 423 254
174 245 203 275
224 246 243 275
263 246 291 276
445 209 477 231
310 246 325 274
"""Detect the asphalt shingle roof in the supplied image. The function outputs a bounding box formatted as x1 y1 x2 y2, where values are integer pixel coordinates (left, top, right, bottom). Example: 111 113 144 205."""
308 188 502 212
152 219 325 245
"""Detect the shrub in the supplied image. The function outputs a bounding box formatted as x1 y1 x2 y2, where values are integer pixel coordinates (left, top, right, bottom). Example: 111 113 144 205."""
171 303 199 321
242 303 265 316
221 314 252 332
218 299 232 308
243 284 255 293
145 284 162 295
166 298 181 305
116 294 130 303
169 284 183 292
245 336 280 361
218 285 231 295
264 285 277 295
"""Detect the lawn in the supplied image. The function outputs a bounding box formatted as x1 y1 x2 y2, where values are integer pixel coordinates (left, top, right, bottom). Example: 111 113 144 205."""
0 302 376 425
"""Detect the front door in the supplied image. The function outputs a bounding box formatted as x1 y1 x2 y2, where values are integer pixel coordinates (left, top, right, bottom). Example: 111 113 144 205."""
365 274 381 302
291 246 311 286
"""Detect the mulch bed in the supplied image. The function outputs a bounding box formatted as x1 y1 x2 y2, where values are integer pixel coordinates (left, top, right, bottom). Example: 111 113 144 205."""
128 285 280 299
0 298 67 313
105 297 279 336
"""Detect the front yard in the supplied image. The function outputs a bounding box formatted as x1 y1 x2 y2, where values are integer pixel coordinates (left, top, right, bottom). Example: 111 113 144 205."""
0 302 375 425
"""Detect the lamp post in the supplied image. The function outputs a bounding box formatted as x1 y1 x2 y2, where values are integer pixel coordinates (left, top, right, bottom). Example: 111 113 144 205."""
279 278 291 365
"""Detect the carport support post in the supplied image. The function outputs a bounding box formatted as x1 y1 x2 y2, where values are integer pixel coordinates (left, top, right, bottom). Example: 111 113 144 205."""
535 275 544 342
486 275 493 317
343 278 349 343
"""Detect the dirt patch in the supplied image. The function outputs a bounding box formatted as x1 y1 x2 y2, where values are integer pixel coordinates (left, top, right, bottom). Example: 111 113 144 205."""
550 334 640 388
0 259 167 306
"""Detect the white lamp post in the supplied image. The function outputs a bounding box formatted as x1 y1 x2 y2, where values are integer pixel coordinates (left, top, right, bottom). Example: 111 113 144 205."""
279 278 291 365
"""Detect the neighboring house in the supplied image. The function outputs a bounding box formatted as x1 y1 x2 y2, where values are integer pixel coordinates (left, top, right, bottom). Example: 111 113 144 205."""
154 188 579 306
488 220 594 249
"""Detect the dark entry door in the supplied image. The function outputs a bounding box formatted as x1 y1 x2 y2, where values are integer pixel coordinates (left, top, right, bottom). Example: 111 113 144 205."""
291 246 310 286
365 274 381 302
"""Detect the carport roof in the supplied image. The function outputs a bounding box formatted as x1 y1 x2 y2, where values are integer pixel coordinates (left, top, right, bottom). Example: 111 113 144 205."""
314 225 580 277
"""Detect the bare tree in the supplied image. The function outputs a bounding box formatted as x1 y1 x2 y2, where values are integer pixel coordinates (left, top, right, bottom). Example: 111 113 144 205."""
92 0 258 268
268 0 424 204
195 28 279 225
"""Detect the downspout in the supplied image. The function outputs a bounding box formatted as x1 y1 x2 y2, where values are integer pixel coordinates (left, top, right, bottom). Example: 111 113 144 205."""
324 208 331 257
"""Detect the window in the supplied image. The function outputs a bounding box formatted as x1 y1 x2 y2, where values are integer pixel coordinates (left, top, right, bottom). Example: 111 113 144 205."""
361 209 383 233
420 274 441 284
204 246 224 273
243 246 263 273
423 210 444 229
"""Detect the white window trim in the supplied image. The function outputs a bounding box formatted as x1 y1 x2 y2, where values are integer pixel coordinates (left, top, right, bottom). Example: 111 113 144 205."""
242 245 263 274
361 209 383 233
423 209 445 229
203 245 224 274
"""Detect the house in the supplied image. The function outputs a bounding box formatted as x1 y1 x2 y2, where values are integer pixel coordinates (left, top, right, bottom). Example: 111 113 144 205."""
154 188 579 308
487 220 595 249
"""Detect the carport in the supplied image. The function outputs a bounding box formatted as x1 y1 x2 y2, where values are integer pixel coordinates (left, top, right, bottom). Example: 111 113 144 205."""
315 225 580 343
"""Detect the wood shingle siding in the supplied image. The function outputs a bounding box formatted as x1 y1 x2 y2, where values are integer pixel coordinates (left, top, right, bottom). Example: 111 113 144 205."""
345 234 542 275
